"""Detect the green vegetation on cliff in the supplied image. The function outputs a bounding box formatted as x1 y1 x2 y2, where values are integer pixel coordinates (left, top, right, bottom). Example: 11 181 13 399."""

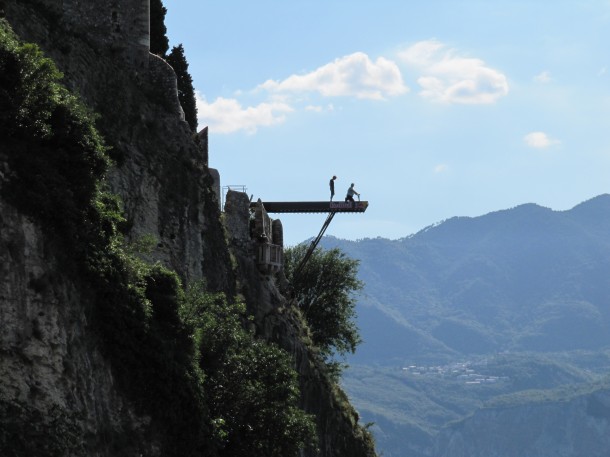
167 43 198 132
0 20 316 457
0 19 110 241
285 245 363 369
181 284 317 456
150 0 169 57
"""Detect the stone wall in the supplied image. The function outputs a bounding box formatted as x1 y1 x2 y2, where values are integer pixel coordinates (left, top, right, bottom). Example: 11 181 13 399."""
65 0 149 62
148 52 184 120
4 0 150 68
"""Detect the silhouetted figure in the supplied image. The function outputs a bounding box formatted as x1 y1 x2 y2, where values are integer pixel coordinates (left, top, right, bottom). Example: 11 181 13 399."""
329 175 337 201
345 183 360 203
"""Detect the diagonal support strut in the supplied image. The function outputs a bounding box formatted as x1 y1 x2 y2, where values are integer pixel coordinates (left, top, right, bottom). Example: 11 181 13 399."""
293 211 336 280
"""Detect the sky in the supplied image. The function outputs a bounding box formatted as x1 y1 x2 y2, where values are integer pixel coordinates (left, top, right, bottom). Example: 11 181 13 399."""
164 1 610 246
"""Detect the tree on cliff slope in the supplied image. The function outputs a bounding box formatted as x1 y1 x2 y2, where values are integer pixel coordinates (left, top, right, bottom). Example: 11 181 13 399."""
180 284 317 457
285 245 363 366
167 44 198 132
150 0 169 56
149 0 198 132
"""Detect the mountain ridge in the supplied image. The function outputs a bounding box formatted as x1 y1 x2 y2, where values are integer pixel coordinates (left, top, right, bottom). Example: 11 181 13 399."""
322 194 610 456
321 193 610 363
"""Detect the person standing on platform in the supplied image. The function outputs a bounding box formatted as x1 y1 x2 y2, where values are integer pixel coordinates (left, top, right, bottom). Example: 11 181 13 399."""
345 183 360 203
329 175 337 201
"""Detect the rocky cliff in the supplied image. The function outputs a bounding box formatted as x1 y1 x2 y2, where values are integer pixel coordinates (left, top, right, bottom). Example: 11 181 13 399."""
224 191 375 457
0 1 376 456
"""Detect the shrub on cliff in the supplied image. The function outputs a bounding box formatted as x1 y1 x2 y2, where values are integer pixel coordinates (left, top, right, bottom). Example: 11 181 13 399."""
181 283 318 457
0 18 111 246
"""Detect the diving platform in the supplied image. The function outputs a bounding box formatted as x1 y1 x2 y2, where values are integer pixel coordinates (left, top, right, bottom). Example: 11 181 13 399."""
250 201 369 214
245 196 370 278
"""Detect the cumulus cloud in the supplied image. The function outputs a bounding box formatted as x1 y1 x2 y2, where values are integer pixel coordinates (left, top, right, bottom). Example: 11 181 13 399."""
397 39 509 104
259 52 409 100
196 93 293 134
523 131 560 148
196 42 508 134
534 71 551 83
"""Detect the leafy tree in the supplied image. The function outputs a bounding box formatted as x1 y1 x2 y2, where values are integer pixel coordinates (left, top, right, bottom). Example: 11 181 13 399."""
284 245 363 362
167 44 198 132
150 0 169 56
181 283 317 457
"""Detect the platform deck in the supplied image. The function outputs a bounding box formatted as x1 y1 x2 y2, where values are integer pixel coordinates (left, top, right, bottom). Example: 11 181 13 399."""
251 201 368 213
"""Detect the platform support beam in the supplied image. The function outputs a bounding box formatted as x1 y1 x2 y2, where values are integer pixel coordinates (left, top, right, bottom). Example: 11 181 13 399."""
293 211 336 279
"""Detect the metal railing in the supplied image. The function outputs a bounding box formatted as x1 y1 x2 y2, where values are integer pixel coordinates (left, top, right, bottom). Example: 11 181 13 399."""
221 185 247 211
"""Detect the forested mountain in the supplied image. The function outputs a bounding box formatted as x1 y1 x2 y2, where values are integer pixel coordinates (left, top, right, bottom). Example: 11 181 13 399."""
323 195 610 364
321 195 610 456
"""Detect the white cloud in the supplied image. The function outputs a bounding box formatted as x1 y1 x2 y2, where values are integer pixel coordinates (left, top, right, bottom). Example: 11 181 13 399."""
534 71 551 83
196 93 293 134
434 163 449 173
305 104 335 112
397 39 509 104
523 131 560 148
259 52 409 100
196 43 508 134
305 105 323 112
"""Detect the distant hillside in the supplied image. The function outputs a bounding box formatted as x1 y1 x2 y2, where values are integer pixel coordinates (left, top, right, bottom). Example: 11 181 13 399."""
435 379 610 457
322 194 610 364
319 195 610 457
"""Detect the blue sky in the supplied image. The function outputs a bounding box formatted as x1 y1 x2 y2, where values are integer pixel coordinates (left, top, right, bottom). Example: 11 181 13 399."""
165 1 610 246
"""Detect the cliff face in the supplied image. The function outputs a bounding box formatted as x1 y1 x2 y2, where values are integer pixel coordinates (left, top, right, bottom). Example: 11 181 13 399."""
435 386 610 457
2 0 231 290
2 1 229 454
0 1 375 456
0 199 158 455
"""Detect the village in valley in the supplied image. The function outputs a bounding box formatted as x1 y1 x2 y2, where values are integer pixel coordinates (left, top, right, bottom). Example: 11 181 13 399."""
401 360 510 385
